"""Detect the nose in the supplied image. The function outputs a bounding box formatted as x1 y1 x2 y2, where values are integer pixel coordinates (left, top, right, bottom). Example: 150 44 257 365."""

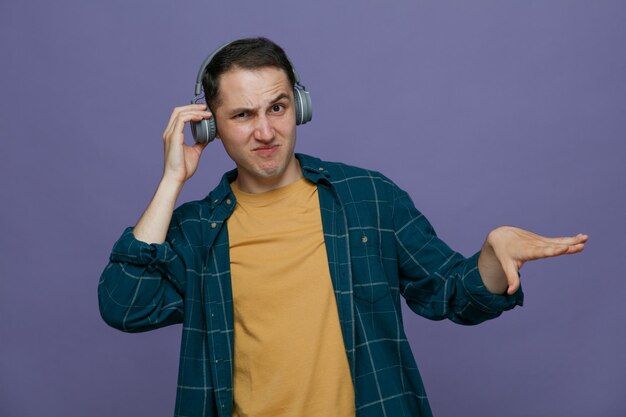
253 115 274 142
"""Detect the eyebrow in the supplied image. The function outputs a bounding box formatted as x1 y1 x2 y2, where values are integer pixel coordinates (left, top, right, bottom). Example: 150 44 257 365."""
228 92 291 116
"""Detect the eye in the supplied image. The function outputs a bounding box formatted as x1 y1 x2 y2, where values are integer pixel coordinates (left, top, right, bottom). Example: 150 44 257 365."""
271 104 285 113
233 112 247 119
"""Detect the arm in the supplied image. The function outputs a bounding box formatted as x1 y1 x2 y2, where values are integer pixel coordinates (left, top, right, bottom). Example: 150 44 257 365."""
392 186 523 324
134 104 212 244
478 226 588 295
98 104 213 332
98 224 188 332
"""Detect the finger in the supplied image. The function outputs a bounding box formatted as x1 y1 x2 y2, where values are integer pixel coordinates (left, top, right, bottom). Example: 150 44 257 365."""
541 240 588 258
165 111 212 144
164 106 189 139
542 233 589 246
504 264 521 295
191 140 209 155
562 242 586 255
546 244 570 257
575 234 589 243
170 110 211 133
163 105 209 140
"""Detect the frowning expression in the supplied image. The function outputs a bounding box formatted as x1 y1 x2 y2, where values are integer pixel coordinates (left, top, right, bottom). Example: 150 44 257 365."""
213 66 301 193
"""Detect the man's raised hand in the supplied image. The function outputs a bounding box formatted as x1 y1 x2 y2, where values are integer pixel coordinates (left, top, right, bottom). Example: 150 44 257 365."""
162 104 213 185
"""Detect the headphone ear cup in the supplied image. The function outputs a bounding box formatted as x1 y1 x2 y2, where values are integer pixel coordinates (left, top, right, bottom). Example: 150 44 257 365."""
191 115 217 144
293 87 312 125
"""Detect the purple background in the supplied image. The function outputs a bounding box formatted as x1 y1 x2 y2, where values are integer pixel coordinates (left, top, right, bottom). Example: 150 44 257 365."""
2 1 625 416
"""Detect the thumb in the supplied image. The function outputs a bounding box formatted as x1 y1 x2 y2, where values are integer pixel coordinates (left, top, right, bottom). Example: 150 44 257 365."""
191 141 209 155
504 263 521 295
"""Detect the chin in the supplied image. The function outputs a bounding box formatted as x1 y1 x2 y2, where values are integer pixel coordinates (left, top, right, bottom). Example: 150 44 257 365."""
256 165 282 178
256 159 285 175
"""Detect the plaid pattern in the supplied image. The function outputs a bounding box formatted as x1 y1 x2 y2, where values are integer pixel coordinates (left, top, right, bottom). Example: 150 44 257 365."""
99 153 523 417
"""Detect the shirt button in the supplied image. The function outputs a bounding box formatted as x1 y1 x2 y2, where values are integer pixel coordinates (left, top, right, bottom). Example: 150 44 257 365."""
361 236 368 243
211 222 217 229
318 167 324 171
226 199 232 205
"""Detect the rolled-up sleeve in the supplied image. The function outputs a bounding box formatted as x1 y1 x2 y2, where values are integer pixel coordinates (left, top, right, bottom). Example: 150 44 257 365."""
393 185 523 325
98 225 188 333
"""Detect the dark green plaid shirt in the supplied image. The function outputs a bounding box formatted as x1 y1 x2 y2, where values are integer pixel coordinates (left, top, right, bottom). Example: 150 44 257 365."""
99 153 523 417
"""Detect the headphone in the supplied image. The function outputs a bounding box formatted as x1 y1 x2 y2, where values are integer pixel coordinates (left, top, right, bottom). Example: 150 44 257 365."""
190 42 313 144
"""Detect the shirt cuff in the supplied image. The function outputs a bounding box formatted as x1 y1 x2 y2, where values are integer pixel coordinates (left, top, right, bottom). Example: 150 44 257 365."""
461 252 524 313
109 227 178 267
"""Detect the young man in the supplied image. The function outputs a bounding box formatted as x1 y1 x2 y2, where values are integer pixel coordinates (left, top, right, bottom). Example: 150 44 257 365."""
99 38 587 417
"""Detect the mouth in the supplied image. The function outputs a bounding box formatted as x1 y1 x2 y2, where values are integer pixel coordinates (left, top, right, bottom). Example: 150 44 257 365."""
253 144 280 157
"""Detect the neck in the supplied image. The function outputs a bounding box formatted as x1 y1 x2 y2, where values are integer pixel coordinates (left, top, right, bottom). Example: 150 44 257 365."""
235 157 302 194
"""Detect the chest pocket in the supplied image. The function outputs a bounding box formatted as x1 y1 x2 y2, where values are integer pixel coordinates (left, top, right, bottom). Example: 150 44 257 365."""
349 229 390 303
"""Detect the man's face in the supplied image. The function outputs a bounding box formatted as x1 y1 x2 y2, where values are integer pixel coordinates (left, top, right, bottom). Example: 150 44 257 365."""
213 66 300 193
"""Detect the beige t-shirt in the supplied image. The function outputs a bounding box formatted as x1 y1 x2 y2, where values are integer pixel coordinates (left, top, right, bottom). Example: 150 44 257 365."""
228 178 355 417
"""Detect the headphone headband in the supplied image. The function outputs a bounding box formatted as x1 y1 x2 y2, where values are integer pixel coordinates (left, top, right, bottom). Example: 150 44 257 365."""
193 41 306 97
193 42 230 96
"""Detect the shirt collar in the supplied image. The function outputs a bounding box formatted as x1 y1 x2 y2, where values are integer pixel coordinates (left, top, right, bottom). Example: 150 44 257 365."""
205 153 332 208
296 153 332 183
